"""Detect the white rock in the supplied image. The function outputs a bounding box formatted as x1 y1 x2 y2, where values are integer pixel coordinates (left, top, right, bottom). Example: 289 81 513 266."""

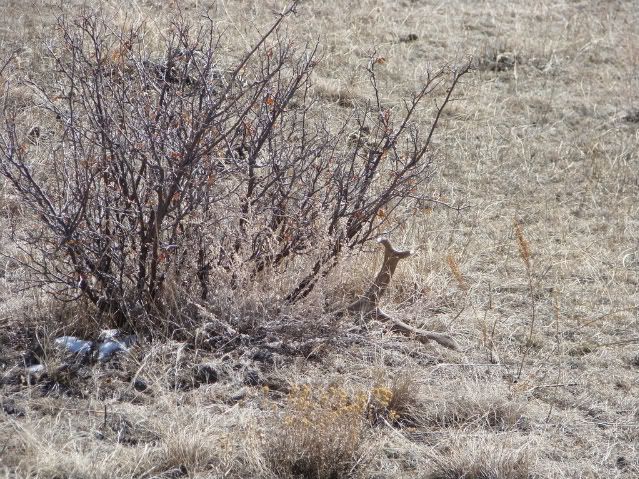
54 336 93 354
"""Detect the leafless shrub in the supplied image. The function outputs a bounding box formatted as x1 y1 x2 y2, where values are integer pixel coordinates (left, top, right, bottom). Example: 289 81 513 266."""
0 3 469 332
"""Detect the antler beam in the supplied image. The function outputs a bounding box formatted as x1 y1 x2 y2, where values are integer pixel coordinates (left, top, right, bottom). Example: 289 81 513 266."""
348 238 459 350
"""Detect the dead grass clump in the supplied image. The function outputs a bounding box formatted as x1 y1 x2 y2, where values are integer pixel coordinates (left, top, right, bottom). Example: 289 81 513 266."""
9 418 155 479
367 375 420 427
268 384 368 479
420 387 526 431
157 425 221 475
427 437 532 479
6 396 264 478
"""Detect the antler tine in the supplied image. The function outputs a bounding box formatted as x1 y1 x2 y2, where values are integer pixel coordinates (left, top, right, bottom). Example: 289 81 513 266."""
377 237 412 258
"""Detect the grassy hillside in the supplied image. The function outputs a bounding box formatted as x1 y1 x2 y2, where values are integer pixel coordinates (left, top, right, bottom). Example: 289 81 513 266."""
1 1 638 477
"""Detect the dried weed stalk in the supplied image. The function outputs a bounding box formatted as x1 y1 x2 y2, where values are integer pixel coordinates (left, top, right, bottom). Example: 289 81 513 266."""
514 220 536 380
446 253 468 291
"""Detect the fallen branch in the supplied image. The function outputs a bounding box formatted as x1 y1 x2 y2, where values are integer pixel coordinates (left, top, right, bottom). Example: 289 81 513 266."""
348 237 459 350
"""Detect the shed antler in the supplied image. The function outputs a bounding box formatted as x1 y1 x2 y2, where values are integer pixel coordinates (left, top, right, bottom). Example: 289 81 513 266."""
348 238 459 350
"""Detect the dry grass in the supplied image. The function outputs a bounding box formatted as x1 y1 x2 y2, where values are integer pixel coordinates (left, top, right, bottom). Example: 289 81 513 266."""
427 436 533 479
1 0 639 478
268 384 368 478
418 381 527 432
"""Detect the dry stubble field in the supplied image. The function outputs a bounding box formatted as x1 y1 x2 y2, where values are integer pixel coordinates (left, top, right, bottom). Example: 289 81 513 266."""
0 0 638 478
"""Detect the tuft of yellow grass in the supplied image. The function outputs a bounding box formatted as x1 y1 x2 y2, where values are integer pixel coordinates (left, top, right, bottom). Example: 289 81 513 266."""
268 383 367 478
